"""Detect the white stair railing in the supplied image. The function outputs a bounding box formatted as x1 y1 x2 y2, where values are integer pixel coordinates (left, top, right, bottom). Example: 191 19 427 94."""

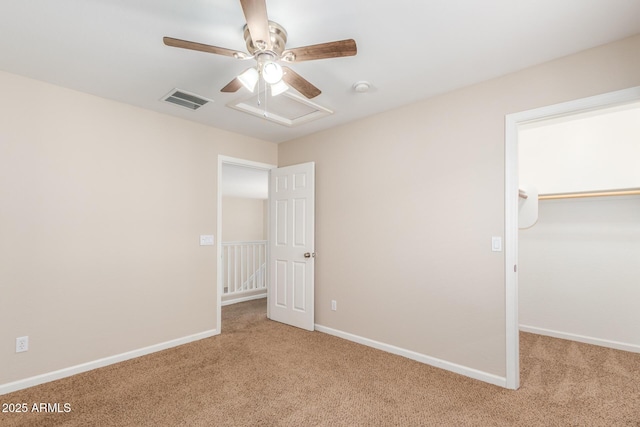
222 241 267 296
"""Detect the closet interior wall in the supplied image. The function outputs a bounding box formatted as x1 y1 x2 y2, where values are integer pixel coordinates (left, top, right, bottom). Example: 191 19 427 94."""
518 103 640 352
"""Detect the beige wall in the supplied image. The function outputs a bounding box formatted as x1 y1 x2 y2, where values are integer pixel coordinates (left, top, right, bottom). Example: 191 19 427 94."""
278 34 640 378
0 70 276 385
221 197 267 242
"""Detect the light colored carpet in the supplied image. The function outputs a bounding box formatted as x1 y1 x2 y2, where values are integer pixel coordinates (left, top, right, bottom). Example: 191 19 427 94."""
2 299 639 426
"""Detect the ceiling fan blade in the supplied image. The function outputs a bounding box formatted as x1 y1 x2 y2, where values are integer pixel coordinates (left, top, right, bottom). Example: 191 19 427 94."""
163 37 248 59
221 77 243 93
239 0 271 50
282 39 357 62
282 67 321 99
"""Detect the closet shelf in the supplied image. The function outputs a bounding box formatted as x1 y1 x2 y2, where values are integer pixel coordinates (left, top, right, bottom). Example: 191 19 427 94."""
538 188 640 200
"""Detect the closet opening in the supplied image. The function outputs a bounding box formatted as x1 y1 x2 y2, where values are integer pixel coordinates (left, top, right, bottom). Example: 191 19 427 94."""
504 86 640 390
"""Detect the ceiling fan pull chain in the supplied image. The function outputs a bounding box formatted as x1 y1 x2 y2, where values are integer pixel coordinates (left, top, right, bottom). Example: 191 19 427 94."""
257 75 261 106
264 82 268 118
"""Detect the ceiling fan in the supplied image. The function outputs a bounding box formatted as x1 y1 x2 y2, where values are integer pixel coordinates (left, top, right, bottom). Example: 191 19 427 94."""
163 0 357 99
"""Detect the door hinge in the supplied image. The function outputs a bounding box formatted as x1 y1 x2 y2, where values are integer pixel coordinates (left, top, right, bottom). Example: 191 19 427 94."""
514 265 517 273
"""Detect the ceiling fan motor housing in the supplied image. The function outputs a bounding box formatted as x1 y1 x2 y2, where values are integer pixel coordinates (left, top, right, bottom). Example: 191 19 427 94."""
244 21 288 57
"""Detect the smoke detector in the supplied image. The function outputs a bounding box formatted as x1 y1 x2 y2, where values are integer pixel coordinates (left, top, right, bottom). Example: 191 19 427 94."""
352 81 371 93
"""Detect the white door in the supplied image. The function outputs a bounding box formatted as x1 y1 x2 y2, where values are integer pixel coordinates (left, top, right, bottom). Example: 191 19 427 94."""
268 162 315 331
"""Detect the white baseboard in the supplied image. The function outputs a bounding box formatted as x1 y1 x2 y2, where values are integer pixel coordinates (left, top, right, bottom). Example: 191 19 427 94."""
519 325 640 353
222 293 266 306
314 324 507 388
0 329 218 396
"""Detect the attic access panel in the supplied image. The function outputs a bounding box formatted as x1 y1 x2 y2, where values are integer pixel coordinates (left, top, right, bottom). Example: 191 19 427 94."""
228 91 332 127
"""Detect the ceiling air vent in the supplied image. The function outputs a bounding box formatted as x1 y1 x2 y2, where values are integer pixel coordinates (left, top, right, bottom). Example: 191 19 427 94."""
162 89 212 111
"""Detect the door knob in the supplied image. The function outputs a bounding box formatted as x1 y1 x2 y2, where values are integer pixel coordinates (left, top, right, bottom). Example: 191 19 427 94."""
304 252 316 258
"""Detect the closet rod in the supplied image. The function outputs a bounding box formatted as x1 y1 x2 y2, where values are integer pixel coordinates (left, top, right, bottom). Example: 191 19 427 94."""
539 188 640 200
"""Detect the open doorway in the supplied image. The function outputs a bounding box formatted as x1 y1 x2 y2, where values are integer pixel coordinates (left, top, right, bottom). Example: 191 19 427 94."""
217 156 276 333
504 86 640 389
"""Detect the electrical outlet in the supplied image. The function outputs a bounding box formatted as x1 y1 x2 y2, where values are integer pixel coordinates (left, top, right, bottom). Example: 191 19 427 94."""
16 336 29 353
331 300 337 311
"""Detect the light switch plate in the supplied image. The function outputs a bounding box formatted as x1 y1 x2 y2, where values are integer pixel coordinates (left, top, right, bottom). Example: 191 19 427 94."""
492 236 502 252
199 235 215 246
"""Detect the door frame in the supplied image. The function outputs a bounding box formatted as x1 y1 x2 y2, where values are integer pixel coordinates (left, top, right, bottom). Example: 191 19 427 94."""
504 85 640 389
217 155 277 332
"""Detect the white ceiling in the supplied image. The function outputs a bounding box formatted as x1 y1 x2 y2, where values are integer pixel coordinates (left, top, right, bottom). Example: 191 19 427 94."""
1 0 639 143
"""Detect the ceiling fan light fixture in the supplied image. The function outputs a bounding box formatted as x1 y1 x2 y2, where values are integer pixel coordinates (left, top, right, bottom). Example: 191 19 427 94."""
238 67 259 92
270 80 289 96
262 61 283 84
